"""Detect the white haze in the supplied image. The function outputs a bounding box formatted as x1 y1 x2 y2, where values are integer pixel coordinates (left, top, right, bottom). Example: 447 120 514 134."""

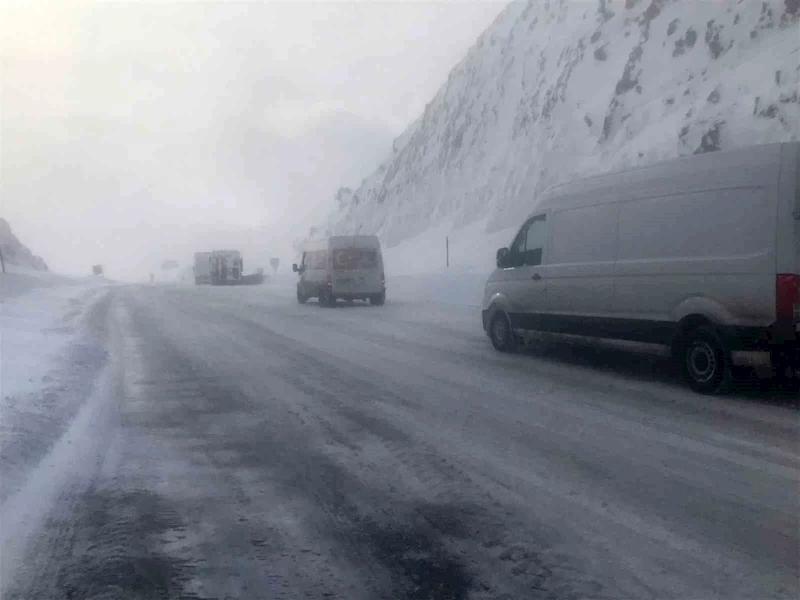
0 0 505 280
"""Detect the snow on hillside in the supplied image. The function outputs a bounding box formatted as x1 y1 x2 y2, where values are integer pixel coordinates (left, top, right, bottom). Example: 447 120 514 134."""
0 219 48 271
319 0 800 249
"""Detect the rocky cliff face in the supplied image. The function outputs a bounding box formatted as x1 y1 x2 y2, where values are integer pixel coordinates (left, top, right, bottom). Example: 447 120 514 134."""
0 219 48 271
318 0 800 247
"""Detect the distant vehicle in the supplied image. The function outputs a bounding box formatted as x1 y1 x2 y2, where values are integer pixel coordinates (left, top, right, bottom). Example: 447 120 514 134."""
162 259 179 270
270 257 280 274
193 252 212 285
210 250 243 286
482 141 799 394
92 264 103 276
293 235 385 307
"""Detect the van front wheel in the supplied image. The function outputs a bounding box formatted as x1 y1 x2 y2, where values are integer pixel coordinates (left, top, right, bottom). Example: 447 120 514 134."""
681 326 730 394
489 311 516 353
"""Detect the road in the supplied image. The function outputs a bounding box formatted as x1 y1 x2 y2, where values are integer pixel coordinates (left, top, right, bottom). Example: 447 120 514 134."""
2 282 798 600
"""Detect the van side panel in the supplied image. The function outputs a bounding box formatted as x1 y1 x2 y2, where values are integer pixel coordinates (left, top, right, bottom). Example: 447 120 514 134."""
546 202 618 317
614 186 776 327
776 143 800 275
612 143 781 203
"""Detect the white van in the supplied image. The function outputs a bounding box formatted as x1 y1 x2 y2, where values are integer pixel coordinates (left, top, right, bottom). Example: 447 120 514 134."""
482 142 799 393
293 235 386 307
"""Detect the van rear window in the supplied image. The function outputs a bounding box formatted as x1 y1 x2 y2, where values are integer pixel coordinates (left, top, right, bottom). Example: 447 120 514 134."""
333 248 377 270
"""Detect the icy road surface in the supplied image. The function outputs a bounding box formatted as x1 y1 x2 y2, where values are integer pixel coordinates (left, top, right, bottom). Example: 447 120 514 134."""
2 282 798 600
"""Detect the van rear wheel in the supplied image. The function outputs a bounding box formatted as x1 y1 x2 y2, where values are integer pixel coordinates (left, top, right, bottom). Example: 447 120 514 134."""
370 292 385 306
489 311 516 353
771 346 798 388
681 326 730 394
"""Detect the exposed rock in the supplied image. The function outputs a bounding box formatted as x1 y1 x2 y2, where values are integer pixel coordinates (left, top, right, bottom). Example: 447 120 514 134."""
673 27 698 56
694 122 724 154
0 219 48 271
705 20 730 59
667 18 680 35
759 104 779 118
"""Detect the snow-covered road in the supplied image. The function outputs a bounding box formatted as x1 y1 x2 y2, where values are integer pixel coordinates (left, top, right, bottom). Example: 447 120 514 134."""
2 281 798 600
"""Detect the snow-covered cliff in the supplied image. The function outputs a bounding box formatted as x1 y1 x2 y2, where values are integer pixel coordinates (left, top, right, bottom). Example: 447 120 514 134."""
319 0 800 247
0 219 48 271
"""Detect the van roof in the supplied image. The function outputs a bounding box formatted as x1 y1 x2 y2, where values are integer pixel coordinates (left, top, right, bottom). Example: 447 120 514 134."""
531 141 795 216
329 235 381 249
302 235 381 251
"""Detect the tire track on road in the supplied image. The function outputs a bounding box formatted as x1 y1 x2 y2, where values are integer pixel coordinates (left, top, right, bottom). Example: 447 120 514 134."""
193 299 618 600
127 285 799 600
1 290 121 599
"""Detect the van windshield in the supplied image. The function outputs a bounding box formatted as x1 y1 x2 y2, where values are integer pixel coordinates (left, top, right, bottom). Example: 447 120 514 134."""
332 248 378 270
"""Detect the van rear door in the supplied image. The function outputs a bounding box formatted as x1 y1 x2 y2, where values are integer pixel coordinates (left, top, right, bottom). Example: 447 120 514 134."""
331 247 382 295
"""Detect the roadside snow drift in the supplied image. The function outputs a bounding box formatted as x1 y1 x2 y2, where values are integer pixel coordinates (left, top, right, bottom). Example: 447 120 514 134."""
0 269 111 502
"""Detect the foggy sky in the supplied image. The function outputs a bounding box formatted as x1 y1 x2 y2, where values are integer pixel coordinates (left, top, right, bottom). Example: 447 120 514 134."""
1 0 505 280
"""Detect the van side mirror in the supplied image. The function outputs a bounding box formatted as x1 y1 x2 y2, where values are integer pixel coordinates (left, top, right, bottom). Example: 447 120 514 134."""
496 247 510 268
292 263 299 273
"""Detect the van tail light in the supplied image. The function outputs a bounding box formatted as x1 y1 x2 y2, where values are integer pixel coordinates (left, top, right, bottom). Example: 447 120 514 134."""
327 275 332 287
776 274 800 321
381 271 385 285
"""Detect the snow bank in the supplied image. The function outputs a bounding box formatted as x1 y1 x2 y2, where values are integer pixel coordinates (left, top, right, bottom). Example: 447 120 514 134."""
0 269 110 397
0 268 112 501
381 219 515 307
